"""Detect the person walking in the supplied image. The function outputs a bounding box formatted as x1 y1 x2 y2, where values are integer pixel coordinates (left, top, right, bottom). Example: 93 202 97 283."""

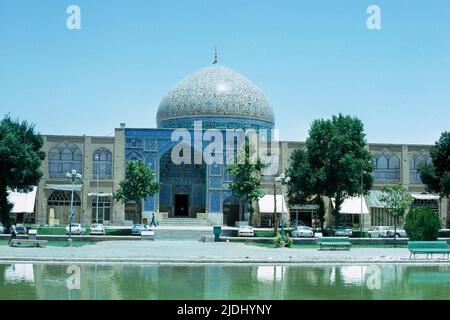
149 212 157 227
8 224 17 245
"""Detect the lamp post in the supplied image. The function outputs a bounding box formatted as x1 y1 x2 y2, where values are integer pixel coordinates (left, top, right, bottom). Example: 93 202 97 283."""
66 169 82 247
275 173 291 244
360 160 373 238
360 170 364 237
95 153 99 223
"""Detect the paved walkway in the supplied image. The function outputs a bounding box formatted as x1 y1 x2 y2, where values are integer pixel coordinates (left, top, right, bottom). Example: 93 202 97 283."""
2 240 450 264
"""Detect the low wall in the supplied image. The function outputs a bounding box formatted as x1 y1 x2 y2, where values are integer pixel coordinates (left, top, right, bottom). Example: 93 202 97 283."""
207 212 223 225
156 212 169 221
219 237 450 245
0 234 140 242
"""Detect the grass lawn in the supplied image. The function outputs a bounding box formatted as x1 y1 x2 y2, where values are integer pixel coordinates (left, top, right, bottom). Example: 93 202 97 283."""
30 226 132 236
0 240 95 247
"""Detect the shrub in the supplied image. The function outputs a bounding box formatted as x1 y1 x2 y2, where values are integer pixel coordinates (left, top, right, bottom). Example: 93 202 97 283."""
285 233 293 247
274 233 281 248
404 207 441 241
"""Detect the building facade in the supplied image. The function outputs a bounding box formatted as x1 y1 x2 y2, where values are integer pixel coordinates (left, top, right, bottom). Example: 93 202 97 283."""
30 63 449 229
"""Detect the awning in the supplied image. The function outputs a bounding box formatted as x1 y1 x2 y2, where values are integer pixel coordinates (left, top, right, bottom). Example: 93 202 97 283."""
332 196 369 215
88 193 113 197
367 190 388 208
411 193 439 200
258 195 286 213
45 184 82 192
7 187 37 213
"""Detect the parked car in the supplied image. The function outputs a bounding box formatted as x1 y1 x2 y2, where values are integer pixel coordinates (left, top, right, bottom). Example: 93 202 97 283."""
368 226 407 238
65 223 85 235
14 224 27 234
368 226 392 238
237 226 255 237
291 226 314 238
89 223 105 235
131 224 150 236
0 224 5 234
323 226 352 237
386 227 407 238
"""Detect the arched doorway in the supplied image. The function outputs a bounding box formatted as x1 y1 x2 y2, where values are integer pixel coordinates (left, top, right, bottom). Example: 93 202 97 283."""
223 196 240 226
158 149 206 218
47 190 81 225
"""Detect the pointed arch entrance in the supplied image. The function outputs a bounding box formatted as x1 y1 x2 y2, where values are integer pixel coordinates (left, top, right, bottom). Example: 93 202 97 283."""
158 148 206 218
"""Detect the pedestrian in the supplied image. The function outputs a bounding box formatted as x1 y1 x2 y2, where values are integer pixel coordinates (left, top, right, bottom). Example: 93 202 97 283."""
8 224 17 245
150 212 157 227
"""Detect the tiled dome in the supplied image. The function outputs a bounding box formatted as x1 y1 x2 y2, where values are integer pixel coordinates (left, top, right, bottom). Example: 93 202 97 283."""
157 65 274 129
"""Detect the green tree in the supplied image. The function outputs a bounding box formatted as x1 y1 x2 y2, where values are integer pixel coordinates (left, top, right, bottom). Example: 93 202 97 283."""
285 148 326 229
0 116 45 230
419 132 450 197
113 160 160 221
404 206 440 241
378 184 413 246
287 114 373 227
228 140 265 226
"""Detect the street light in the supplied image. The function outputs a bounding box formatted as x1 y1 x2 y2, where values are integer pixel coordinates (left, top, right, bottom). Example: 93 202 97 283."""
66 169 82 247
94 153 100 223
360 160 373 238
275 173 291 244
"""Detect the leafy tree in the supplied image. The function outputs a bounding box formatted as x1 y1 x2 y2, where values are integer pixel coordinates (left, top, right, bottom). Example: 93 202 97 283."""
0 116 45 230
419 131 450 197
286 114 373 227
113 160 160 221
228 140 265 226
404 206 440 241
378 184 413 246
315 196 326 230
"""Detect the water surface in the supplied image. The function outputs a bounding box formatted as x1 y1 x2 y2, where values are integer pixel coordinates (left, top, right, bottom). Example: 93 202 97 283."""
1 263 449 300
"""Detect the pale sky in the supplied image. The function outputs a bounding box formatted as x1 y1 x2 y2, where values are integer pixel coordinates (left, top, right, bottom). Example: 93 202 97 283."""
1 0 449 144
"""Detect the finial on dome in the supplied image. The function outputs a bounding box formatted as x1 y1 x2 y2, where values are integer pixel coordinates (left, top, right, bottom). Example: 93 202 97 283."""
212 47 218 65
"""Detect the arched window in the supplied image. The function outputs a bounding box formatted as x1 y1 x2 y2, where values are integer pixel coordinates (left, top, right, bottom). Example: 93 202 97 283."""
410 151 432 183
47 190 81 206
93 148 113 179
126 151 142 161
47 191 81 225
372 151 400 182
48 143 83 178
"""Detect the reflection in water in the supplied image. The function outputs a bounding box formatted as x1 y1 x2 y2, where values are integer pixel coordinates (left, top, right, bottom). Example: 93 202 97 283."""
4 264 35 284
257 266 284 282
0 263 449 300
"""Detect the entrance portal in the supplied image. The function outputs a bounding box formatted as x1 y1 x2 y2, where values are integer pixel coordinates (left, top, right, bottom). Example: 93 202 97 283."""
223 204 240 226
175 194 189 216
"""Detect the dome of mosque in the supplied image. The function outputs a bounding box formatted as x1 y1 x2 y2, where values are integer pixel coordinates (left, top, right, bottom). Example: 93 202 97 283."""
156 64 274 129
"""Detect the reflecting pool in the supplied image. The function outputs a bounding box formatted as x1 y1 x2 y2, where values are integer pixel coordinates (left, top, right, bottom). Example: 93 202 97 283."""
0 263 449 300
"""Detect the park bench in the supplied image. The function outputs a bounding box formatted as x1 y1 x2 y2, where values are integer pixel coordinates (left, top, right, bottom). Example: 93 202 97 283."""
141 230 154 240
408 241 450 259
10 239 48 248
317 237 351 251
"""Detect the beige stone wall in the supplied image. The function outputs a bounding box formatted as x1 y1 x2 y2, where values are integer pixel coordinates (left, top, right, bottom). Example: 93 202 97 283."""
265 141 448 229
113 128 126 224
36 134 116 226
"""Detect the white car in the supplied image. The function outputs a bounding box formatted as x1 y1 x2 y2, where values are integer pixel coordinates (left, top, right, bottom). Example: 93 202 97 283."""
291 226 314 238
0 224 4 234
89 223 105 235
65 223 85 235
368 226 407 238
386 227 407 238
237 226 254 237
368 226 391 238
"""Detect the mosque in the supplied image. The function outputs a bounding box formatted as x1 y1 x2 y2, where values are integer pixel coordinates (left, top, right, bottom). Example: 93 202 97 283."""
14 59 448 229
